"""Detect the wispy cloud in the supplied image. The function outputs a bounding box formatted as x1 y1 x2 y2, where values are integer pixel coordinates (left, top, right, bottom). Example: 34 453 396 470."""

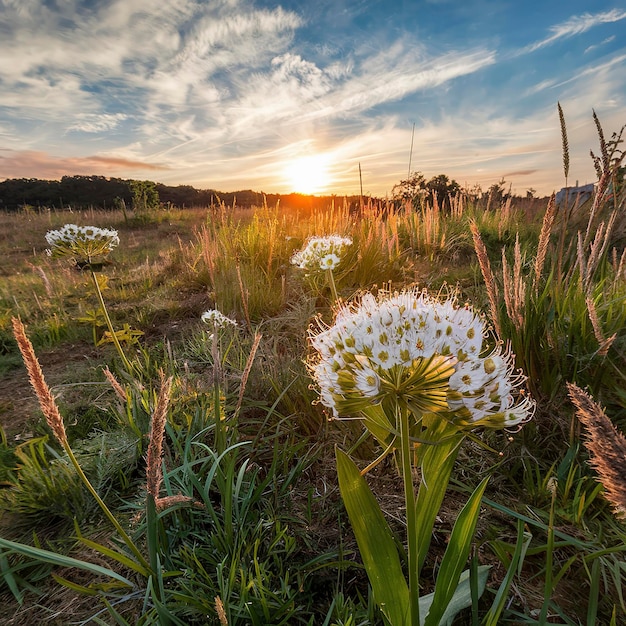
0 150 168 180
67 114 129 134
520 9 626 54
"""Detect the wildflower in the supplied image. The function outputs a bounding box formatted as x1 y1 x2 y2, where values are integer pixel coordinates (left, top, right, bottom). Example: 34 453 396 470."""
201 309 238 329
291 235 352 272
45 224 120 263
309 288 534 431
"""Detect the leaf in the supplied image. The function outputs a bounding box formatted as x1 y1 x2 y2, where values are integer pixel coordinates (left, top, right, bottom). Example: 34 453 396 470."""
335 447 410 626
483 519 531 626
418 566 490 626
423 476 490 626
414 416 464 574
0 537 134 587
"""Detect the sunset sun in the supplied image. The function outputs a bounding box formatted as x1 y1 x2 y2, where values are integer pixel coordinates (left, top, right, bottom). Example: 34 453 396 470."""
285 155 332 195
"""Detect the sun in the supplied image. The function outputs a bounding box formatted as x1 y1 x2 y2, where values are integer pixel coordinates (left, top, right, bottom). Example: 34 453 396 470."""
284 154 332 195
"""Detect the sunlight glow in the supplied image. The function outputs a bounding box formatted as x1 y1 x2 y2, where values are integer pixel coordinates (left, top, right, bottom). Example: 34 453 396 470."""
284 154 332 194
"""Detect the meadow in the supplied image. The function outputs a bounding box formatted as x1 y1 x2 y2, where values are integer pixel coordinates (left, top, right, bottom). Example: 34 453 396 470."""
1 123 625 625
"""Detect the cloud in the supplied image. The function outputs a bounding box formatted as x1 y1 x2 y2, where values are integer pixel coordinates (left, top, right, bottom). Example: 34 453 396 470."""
585 35 616 54
0 150 168 180
520 9 626 54
66 114 129 134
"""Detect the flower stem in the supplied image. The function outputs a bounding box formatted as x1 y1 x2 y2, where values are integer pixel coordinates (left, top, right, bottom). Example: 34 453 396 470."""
399 404 420 625
89 268 134 374
326 268 339 306
211 326 225 455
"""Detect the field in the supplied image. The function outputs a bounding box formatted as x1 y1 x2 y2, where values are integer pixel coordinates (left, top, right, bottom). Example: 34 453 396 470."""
1 160 626 625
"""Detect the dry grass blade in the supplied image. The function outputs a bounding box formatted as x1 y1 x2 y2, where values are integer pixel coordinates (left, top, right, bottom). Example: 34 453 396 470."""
146 372 173 500
11 316 68 447
567 383 626 519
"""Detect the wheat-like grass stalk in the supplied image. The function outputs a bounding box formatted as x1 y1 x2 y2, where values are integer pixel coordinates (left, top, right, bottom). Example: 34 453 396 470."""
470 220 502 338
233 331 262 420
236 263 252 332
585 297 616 356
215 596 228 625
533 193 556 293
558 102 570 182
103 366 127 402
501 238 525 332
12 316 68 447
567 383 626 518
146 372 173 500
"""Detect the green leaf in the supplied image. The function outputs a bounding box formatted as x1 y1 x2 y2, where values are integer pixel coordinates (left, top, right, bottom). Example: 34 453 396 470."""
423 476 490 626
414 416 464 574
335 447 410 626
483 519 531 626
419 566 490 626
0 537 134 587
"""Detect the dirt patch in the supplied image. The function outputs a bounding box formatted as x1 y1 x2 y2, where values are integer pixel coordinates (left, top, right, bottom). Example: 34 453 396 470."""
0 341 102 440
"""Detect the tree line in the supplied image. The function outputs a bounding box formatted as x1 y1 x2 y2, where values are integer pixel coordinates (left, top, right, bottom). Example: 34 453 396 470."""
0 175 364 212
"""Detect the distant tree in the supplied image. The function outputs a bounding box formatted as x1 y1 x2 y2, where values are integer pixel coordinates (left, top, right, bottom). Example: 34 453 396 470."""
425 174 461 211
486 178 511 207
129 180 160 212
526 188 537 199
392 172 426 206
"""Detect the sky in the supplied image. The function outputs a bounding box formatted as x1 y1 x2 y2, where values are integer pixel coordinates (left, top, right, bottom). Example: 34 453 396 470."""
0 1 625 198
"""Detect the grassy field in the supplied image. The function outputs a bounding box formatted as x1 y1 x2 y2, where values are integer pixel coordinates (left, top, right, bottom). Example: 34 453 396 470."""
0 164 625 625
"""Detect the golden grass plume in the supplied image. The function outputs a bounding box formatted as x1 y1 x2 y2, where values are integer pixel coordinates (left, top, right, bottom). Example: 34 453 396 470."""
469 220 502 338
146 371 173 500
567 382 626 519
12 316 68 447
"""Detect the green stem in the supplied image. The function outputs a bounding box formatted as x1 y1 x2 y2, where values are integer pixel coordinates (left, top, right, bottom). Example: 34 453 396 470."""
211 327 225 455
327 268 339 306
64 441 151 573
89 268 134 374
399 404 420 626
539 478 557 623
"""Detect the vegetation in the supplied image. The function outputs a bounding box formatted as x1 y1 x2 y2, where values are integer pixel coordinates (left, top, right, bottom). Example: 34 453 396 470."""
0 110 625 625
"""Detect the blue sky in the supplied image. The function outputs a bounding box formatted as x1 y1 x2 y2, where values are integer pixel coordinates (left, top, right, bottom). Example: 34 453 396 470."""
0 0 624 197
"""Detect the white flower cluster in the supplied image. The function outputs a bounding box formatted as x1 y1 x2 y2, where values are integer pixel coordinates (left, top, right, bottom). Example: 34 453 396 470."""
291 235 353 272
201 309 238 329
309 288 535 430
45 224 120 261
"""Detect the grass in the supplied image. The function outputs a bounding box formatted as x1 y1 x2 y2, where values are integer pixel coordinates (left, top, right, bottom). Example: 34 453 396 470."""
0 144 625 625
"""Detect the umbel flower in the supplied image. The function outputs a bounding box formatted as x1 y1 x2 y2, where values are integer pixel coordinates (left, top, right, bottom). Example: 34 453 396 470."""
201 309 238 329
309 288 534 433
46 224 120 263
291 235 353 272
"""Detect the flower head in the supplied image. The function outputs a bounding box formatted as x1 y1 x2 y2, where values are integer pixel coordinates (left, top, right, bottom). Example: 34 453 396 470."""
308 288 534 431
291 235 352 273
201 309 238 329
46 224 119 263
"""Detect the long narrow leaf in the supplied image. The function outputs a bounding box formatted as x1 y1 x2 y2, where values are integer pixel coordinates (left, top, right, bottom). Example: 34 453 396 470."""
0 537 134 587
414 417 464 573
336 447 410 626
419 566 490 626
483 519 531 626
424 476 490 626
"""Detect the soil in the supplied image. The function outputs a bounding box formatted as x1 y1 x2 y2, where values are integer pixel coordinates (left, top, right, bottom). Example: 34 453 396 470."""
0 341 102 440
